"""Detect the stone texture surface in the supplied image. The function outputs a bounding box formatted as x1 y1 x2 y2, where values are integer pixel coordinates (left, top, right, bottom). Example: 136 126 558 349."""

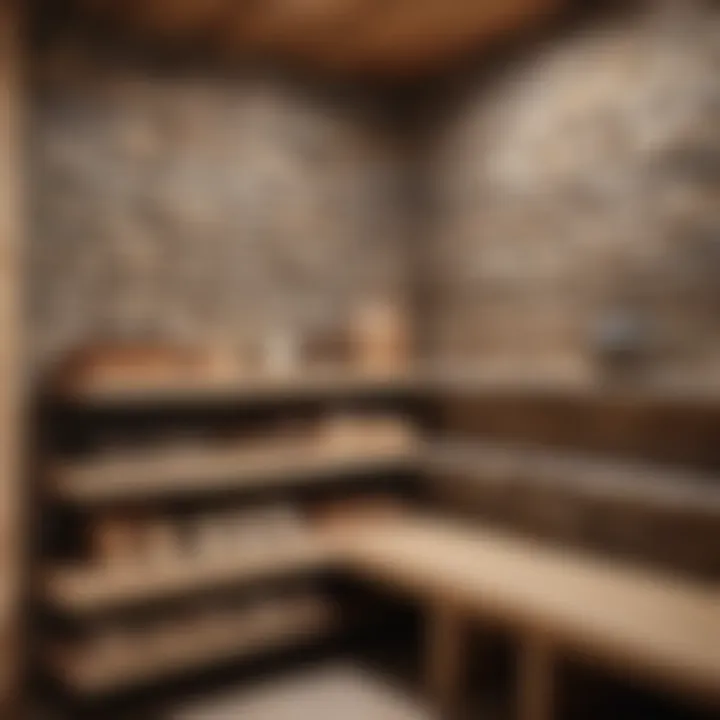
428 1 720 385
28 41 409 374
30 2 720 386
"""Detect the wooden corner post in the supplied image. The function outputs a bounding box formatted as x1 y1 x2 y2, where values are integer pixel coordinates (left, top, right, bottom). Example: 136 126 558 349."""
426 600 466 718
518 633 555 720
0 0 23 713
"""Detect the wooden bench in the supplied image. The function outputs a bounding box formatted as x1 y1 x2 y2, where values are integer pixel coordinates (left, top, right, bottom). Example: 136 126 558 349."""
332 513 720 719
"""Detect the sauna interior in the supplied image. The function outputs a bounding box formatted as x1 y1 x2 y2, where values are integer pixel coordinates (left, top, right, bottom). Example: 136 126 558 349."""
1 0 719 718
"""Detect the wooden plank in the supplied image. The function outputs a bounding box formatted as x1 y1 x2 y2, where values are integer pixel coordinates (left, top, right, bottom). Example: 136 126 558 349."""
333 514 720 705
428 367 720 406
53 370 419 409
426 440 720 516
51 442 419 504
429 376 720 468
54 364 720 411
425 440 720 579
45 535 336 615
0 0 22 712
49 595 337 694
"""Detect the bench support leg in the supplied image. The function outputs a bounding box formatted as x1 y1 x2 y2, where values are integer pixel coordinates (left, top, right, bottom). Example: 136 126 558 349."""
518 635 554 720
426 602 464 717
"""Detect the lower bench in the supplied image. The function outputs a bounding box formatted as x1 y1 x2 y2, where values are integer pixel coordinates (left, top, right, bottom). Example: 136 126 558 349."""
332 513 720 719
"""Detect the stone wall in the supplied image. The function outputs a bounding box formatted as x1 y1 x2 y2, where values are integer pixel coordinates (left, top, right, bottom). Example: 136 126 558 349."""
428 1 720 387
28 41 409 374
28 1 720 387
425 2 720 577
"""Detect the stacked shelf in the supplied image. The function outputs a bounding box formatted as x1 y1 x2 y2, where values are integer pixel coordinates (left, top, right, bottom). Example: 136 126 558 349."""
44 537 337 616
41 371 419 695
48 594 337 694
50 442 419 505
56 365 720 410
52 370 421 408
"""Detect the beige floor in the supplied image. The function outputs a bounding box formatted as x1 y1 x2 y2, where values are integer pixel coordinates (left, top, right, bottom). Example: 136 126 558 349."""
169 662 436 720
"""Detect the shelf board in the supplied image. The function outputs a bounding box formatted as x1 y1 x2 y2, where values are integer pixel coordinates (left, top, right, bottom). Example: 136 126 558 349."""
51 370 420 409
48 596 337 694
426 439 720 516
48 365 720 411
44 536 336 616
427 368 720 407
51 442 420 504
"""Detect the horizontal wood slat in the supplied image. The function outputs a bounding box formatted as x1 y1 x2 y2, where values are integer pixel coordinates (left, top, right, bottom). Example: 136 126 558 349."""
51 442 419 504
49 595 337 694
44 536 336 615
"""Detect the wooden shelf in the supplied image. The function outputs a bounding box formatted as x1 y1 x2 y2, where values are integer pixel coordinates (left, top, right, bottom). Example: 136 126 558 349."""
53 366 720 410
51 442 420 505
44 536 336 616
426 439 720 515
48 596 337 694
52 370 419 409
427 368 720 407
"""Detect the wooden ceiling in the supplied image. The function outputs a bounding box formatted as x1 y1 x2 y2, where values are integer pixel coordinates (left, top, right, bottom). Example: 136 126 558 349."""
71 0 563 76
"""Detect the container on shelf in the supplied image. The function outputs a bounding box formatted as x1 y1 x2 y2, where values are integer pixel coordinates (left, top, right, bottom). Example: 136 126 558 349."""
263 327 300 377
53 343 205 393
350 301 410 375
90 513 145 568
142 516 183 564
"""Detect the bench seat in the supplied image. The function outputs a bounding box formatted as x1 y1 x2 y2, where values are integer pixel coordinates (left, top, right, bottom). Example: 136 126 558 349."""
333 513 720 716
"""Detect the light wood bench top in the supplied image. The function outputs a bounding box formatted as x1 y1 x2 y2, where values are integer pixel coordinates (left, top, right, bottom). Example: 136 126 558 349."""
333 514 720 704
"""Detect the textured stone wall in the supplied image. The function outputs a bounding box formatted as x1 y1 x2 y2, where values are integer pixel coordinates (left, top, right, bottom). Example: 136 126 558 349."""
429 1 720 386
28 43 408 373
426 2 720 577
29 1 720 387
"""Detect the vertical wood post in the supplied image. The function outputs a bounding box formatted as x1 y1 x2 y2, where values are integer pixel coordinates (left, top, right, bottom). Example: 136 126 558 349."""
426 601 465 718
518 634 554 720
0 0 23 713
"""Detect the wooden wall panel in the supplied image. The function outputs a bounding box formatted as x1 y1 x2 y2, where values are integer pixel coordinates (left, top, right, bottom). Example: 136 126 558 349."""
437 395 720 470
0 0 22 711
